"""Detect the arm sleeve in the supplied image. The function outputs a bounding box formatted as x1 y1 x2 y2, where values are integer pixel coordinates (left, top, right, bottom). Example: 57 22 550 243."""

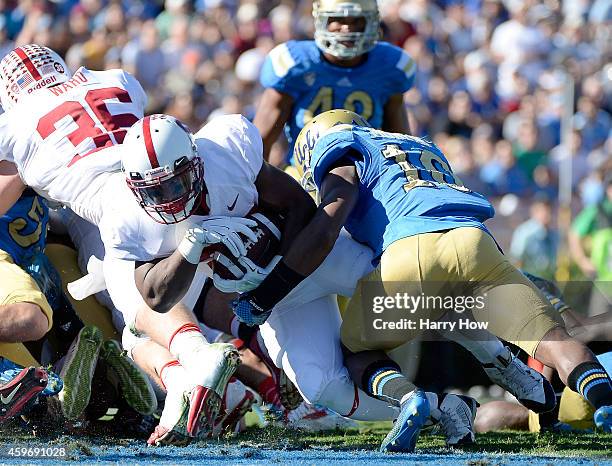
311 127 360 188
259 43 302 99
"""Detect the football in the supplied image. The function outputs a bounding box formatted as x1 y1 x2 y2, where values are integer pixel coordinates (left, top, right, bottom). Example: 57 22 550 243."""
201 210 283 280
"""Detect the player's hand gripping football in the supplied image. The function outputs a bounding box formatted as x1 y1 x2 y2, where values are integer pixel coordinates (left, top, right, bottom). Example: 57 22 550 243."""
178 216 258 264
214 255 282 293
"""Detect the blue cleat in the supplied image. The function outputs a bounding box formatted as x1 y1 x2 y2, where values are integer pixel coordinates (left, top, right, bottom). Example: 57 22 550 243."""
594 405 612 433
380 389 430 453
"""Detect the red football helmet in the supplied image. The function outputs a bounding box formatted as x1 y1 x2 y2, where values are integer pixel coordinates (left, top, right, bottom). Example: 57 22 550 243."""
121 114 204 224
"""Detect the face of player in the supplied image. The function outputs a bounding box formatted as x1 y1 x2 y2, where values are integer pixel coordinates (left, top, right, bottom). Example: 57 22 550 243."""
327 16 367 35
323 16 368 66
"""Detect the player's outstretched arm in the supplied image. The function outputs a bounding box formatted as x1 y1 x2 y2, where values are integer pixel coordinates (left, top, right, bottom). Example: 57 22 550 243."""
231 159 359 326
253 88 294 165
282 160 360 276
0 160 26 216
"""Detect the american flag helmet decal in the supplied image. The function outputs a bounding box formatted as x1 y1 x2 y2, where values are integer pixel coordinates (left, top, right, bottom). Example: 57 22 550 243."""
0 44 71 110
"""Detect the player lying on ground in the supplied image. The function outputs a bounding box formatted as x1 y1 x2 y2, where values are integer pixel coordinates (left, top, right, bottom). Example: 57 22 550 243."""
255 0 413 168
0 44 238 443
0 175 155 424
230 110 612 451
476 272 612 433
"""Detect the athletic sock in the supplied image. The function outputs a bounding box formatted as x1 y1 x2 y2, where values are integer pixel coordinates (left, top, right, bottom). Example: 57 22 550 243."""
257 376 281 406
362 361 416 407
567 361 612 409
538 392 562 428
159 360 186 392
168 323 209 376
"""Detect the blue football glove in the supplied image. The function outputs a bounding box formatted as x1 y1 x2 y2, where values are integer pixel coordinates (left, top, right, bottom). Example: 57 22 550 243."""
232 294 272 327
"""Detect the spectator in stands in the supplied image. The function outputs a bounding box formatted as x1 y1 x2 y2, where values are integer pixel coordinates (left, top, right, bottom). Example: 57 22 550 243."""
510 195 559 279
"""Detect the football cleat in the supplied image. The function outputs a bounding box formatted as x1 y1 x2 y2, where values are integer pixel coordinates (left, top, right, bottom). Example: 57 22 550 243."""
0 366 48 422
100 339 157 415
210 378 256 438
285 401 358 432
428 393 478 446
594 405 612 433
247 334 303 411
147 386 192 446
483 348 556 413
380 389 430 453
149 343 240 445
0 358 62 397
58 325 103 419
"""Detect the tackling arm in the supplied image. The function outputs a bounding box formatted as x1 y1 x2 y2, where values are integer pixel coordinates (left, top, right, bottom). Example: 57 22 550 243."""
232 156 360 326
255 161 317 254
281 160 360 275
253 88 294 165
0 161 26 216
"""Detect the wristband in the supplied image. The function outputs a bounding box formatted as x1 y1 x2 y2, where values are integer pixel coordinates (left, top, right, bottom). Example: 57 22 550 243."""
178 232 205 265
250 261 305 310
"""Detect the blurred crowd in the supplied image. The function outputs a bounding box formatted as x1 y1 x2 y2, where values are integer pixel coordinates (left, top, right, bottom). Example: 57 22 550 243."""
1 0 610 281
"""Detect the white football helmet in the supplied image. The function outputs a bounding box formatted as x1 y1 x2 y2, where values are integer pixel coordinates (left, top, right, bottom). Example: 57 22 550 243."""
122 114 203 224
0 44 70 110
313 0 380 59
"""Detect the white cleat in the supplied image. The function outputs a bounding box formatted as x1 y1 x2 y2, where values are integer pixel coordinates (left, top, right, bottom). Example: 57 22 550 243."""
483 348 555 413
148 343 240 445
286 401 358 432
428 393 478 446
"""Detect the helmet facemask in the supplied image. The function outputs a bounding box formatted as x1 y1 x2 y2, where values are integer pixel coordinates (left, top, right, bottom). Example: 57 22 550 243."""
126 155 204 225
314 2 380 59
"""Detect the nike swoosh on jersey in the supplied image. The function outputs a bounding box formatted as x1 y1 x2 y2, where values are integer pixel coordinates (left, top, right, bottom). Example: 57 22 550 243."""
1 383 22 404
227 194 239 211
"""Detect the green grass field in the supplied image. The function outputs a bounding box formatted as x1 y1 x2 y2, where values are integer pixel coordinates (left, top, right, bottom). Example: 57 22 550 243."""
1 419 610 463
236 421 612 459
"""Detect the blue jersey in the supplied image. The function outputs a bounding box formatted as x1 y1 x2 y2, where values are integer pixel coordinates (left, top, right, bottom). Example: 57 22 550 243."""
260 40 415 162
310 126 495 257
0 190 48 266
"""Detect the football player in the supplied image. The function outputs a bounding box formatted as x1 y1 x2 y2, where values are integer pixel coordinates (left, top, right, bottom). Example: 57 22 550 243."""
231 110 612 450
476 272 612 433
111 113 552 447
255 0 414 168
0 44 230 443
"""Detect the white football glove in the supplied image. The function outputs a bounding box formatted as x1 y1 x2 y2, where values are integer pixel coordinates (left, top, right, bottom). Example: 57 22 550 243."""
213 255 282 293
178 216 259 264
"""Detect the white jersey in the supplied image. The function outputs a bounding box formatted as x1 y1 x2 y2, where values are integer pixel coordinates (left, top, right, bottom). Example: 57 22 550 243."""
100 114 263 261
0 67 146 224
